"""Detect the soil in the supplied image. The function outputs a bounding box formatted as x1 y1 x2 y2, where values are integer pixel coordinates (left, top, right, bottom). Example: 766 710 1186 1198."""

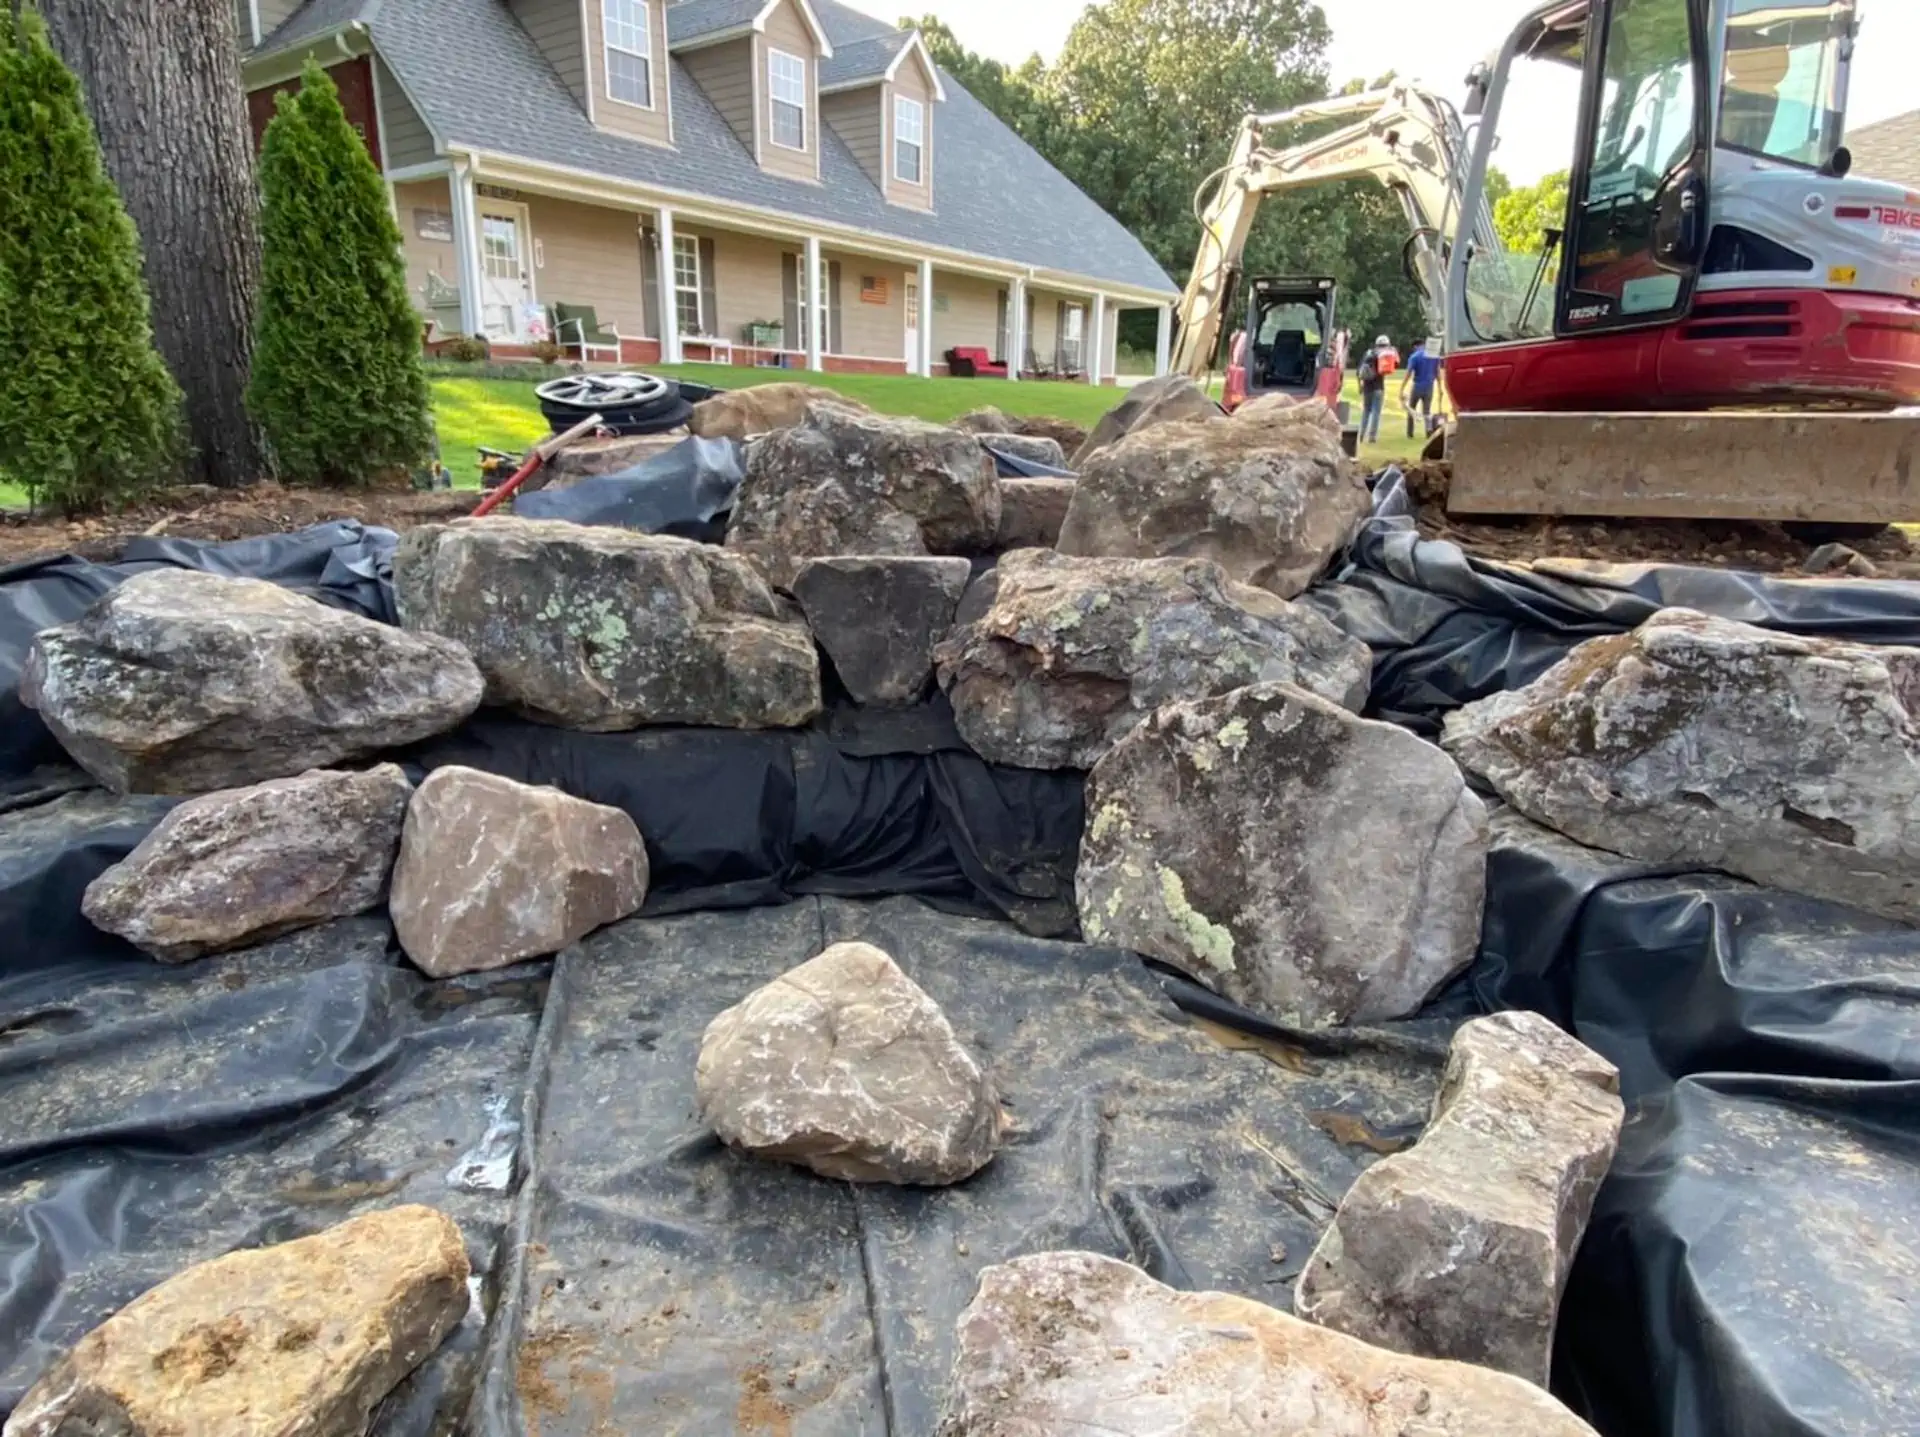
0 481 475 567
1402 462 1920 577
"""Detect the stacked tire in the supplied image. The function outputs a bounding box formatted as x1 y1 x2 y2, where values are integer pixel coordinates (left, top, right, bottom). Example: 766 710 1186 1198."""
535 373 712 436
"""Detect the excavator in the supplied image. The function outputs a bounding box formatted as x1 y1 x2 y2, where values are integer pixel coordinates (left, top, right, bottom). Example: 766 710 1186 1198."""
1177 0 1920 525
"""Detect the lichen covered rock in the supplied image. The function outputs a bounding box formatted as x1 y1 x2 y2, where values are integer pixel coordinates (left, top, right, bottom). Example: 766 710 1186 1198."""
695 941 1004 1184
1058 396 1369 599
1444 608 1920 921
82 764 412 962
1295 1011 1625 1383
395 517 820 730
725 404 1001 588
20 569 482 794
935 1251 1600 1436
1069 374 1220 467
937 550 1370 770
1078 681 1486 1026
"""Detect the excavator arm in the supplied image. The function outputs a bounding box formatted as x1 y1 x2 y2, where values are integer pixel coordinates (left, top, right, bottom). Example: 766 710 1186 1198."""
1172 82 1499 380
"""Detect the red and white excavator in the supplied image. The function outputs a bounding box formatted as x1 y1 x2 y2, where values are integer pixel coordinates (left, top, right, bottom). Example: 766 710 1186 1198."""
1177 0 1920 524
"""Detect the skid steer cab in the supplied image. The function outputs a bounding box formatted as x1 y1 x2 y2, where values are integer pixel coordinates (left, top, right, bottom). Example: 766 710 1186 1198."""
1223 277 1351 424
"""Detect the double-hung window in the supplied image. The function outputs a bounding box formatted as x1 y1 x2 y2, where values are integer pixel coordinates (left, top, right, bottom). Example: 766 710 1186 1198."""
602 0 652 108
893 96 924 184
769 49 807 150
674 235 702 336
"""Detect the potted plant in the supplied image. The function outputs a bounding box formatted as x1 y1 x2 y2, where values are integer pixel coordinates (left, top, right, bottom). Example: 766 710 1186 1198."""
745 319 784 348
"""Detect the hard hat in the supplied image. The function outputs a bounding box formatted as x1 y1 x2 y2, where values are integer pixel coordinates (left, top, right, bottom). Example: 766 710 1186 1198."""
1374 334 1392 347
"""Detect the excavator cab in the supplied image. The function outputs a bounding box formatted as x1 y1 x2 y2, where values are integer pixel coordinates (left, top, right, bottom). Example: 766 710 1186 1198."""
1224 276 1349 418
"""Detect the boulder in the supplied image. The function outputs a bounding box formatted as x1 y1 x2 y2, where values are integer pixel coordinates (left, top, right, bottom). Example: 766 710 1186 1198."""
725 405 1001 589
993 477 1076 550
540 432 688 483
82 765 412 962
952 406 1015 435
5 1205 469 1437
688 383 860 441
1295 1011 1624 1384
938 550 1370 771
390 765 648 977
1078 682 1486 1026
1069 374 1220 467
19 570 483 795
694 941 1003 1185
935 1251 1600 1437
1443 608 1920 923
980 433 1068 469
394 517 820 731
1010 414 1089 455
1057 397 1370 600
793 556 972 705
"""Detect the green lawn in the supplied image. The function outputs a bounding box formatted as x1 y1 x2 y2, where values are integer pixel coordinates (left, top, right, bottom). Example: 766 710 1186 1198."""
1340 374 1437 468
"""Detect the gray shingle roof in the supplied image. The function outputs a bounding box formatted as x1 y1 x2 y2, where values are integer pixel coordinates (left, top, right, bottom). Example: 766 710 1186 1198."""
818 33 904 90
255 0 375 56
362 0 1173 293
665 0 766 48
1847 110 1920 190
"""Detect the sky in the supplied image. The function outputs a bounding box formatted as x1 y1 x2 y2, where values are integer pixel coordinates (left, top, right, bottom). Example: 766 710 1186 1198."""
840 0 1920 183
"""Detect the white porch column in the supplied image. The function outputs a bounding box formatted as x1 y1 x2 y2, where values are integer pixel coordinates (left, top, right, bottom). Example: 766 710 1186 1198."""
656 205 681 365
917 257 935 376
1089 291 1107 385
805 235 824 371
1007 276 1026 383
449 159 484 337
1155 303 1173 377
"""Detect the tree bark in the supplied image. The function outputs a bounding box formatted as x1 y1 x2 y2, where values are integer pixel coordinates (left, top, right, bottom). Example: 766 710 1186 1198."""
40 0 264 487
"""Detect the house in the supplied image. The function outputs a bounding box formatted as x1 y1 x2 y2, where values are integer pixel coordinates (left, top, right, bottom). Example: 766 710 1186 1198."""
235 0 1180 382
1848 109 1920 190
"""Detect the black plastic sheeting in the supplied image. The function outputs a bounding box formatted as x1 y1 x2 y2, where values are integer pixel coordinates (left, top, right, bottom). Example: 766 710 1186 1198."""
1471 810 1920 1437
1302 470 1920 733
0 523 398 787
514 434 743 540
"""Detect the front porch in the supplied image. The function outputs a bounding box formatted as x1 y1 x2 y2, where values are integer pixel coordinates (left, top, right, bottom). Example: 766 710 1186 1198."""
390 162 1174 384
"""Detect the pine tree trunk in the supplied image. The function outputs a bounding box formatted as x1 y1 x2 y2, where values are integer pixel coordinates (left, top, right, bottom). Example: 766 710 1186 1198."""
40 0 263 488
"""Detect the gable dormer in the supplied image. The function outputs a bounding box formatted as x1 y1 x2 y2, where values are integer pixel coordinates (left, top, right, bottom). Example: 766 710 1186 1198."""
670 0 830 183
510 0 672 148
819 29 942 212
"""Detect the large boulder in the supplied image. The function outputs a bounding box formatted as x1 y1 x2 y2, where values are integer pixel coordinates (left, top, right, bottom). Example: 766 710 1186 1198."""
1057 397 1370 599
935 1251 1600 1437
725 405 1001 589
390 765 648 977
394 517 820 731
993 477 1076 550
793 556 972 705
82 765 412 962
5 1206 468 1437
1443 608 1920 922
937 551 1370 771
951 406 1015 435
695 941 1004 1185
1078 682 1486 1026
1295 1011 1625 1384
688 383 861 441
980 433 1068 469
19 570 482 795
1069 374 1220 467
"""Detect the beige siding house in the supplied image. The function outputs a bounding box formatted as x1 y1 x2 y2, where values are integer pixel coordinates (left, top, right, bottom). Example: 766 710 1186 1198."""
240 0 1176 381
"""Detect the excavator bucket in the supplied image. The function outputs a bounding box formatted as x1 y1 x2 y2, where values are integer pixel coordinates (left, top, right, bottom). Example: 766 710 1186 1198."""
1445 412 1920 524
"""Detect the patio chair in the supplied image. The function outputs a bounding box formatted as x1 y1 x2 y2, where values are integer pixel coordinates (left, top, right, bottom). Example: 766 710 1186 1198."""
551 303 622 363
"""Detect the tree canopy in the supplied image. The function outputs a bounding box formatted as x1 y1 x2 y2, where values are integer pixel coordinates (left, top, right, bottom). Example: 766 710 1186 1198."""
1494 170 1572 254
908 1 1433 355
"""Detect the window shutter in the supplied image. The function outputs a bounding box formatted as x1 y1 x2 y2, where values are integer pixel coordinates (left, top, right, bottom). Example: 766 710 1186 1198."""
828 261 843 354
640 225 660 341
996 289 1008 363
698 237 718 339
782 253 799 350
1023 293 1035 366
1055 300 1067 369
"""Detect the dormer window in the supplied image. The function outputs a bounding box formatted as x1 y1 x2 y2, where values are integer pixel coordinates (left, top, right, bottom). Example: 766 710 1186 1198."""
769 48 807 150
603 0 653 109
894 95 924 184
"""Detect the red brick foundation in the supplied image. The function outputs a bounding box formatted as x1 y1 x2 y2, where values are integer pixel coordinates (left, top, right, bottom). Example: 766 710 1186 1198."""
823 355 910 375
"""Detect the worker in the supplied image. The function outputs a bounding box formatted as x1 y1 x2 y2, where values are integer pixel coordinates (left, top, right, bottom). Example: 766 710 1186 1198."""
1357 335 1392 444
1401 339 1445 439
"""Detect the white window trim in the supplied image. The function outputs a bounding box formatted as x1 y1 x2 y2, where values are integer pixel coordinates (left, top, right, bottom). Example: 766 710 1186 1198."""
602 0 655 112
767 46 808 152
674 233 704 336
893 95 925 185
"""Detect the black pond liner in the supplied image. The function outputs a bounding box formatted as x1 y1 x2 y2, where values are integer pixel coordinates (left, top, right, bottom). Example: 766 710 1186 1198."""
0 495 1914 1434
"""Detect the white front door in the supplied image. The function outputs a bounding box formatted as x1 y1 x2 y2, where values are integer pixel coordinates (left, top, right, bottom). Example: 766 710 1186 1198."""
904 278 921 374
478 206 534 339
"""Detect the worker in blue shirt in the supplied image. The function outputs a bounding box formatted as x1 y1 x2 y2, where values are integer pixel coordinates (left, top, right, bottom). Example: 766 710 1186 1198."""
1400 340 1446 439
